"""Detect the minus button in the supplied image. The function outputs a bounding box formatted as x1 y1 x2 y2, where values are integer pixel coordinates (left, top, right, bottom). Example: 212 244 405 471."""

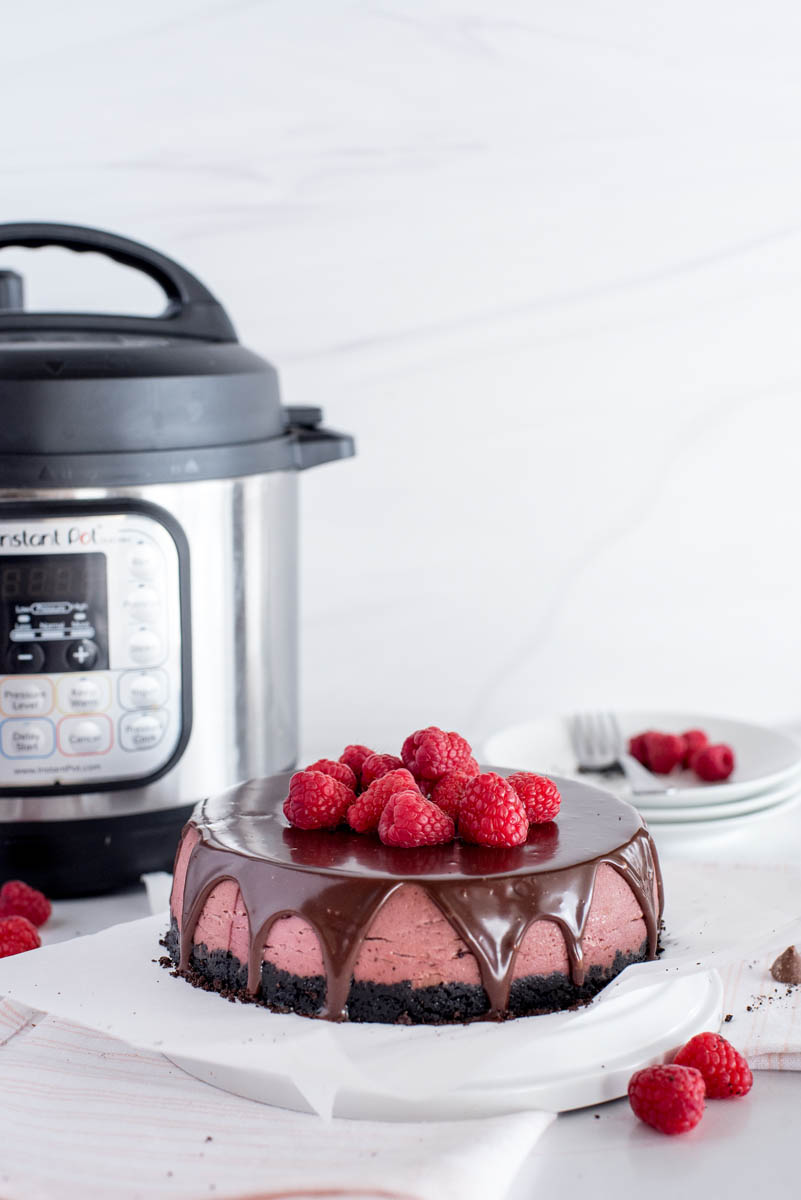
5 644 45 673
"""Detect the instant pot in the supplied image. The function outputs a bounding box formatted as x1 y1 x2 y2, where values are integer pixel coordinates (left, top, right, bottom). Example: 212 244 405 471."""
0 222 353 896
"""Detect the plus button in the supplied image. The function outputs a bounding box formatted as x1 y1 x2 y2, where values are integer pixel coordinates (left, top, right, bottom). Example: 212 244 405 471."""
65 639 99 671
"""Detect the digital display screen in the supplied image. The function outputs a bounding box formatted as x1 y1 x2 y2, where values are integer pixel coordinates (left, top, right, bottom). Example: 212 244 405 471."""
0 552 109 670
1 559 93 601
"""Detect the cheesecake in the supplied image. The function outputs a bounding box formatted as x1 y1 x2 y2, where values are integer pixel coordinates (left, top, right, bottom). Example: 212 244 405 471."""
164 771 662 1024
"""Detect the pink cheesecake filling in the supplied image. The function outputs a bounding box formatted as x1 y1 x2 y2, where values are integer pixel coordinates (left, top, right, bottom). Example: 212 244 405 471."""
172 832 647 988
170 825 199 923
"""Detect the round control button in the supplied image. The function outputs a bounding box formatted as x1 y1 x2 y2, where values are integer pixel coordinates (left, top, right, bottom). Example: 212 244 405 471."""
65 640 98 671
128 628 162 666
1 719 54 758
58 675 110 714
11 724 47 753
0 678 52 717
127 585 160 621
6 644 45 674
59 716 111 756
120 671 166 709
120 711 166 752
128 544 161 580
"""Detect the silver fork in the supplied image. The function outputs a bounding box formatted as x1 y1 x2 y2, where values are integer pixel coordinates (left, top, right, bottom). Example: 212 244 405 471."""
569 712 672 795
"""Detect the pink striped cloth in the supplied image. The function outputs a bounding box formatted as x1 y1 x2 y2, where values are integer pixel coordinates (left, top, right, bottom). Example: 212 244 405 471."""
0 998 551 1200
719 944 801 1070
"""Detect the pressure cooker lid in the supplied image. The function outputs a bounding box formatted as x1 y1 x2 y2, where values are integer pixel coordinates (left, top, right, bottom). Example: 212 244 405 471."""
0 223 354 487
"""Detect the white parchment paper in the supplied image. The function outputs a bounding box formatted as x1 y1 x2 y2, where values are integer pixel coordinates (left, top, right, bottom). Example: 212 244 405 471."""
0 861 799 1117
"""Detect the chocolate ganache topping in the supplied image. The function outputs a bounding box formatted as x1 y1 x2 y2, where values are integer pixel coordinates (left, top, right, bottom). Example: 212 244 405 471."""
177 771 663 1021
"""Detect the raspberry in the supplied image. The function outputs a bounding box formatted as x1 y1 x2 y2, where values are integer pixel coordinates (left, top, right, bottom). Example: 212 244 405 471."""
304 758 357 792
507 773 561 823
628 1064 706 1134
429 769 477 820
283 771 353 830
0 915 41 958
378 791 455 848
681 729 709 768
420 756 479 797
459 773 529 847
360 753 404 789
0 880 51 927
401 727 474 782
641 732 685 775
692 744 735 782
673 1033 753 1098
628 732 651 765
347 768 419 833
339 744 375 785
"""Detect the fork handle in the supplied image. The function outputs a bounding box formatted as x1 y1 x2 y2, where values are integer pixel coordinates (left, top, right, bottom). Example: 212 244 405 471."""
619 752 674 795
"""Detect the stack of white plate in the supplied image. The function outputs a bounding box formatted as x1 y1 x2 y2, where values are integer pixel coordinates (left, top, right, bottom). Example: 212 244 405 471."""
484 711 801 827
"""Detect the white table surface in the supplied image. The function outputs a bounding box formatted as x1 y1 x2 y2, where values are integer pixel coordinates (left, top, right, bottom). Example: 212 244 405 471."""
39 789 801 1200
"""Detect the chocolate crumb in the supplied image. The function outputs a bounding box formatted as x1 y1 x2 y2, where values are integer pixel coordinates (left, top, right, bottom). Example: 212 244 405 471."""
205 1136 213 1143
746 1005 752 1012
724 1013 733 1023
771 946 801 985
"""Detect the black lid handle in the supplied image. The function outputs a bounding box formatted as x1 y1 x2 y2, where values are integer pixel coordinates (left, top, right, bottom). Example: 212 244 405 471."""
0 222 237 342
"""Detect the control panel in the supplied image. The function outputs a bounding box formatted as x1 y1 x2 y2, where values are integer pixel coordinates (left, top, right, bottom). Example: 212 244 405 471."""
0 506 188 793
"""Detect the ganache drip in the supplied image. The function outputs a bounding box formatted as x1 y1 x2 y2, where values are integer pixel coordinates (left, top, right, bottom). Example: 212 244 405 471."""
176 774 663 1021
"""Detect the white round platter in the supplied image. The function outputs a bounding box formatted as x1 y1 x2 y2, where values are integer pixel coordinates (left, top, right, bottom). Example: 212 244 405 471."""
640 771 801 824
650 790 801 845
484 711 801 808
167 970 723 1120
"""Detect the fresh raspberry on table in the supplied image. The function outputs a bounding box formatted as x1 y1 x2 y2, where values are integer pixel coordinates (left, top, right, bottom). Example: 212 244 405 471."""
347 768 420 833
673 1032 753 1098
0 915 41 958
628 1064 706 1134
429 768 478 820
401 727 474 782
692 744 735 782
458 773 529 847
378 790 455 848
681 730 709 768
339 744 375 785
507 773 562 823
0 880 51 927
283 770 353 830
640 732 685 774
304 758 357 792
360 753 404 789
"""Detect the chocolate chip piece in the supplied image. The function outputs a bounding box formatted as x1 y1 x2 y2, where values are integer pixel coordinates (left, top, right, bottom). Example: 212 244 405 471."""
770 946 801 985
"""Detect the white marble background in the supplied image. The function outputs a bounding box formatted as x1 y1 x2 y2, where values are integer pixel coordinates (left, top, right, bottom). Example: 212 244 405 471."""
4 1 801 756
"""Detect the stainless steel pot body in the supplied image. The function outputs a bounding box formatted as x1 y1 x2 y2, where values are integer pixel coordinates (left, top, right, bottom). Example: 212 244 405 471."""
0 472 298 822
